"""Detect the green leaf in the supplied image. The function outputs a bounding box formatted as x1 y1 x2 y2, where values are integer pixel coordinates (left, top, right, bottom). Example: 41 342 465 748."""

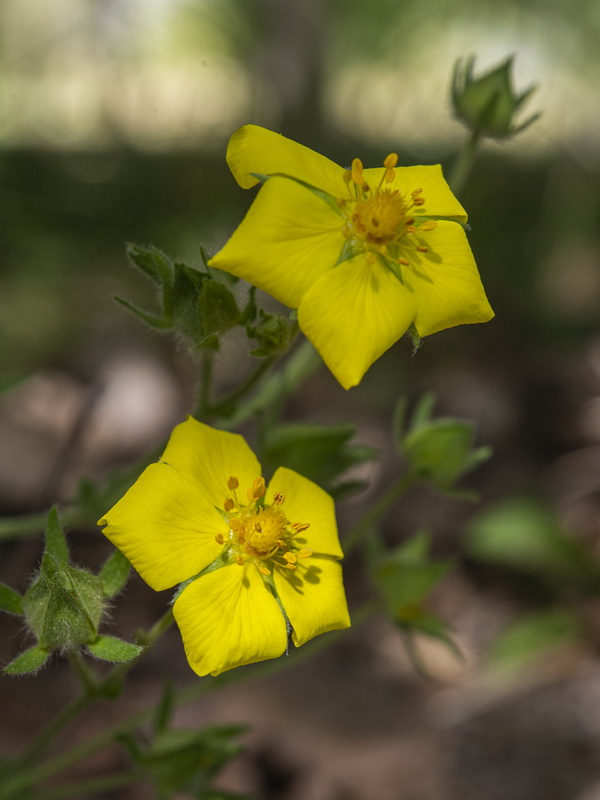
488 609 581 674
99 549 131 598
4 645 50 675
246 308 296 358
86 635 144 662
126 244 174 288
0 582 23 615
464 497 600 589
199 279 241 337
114 296 172 329
45 506 69 564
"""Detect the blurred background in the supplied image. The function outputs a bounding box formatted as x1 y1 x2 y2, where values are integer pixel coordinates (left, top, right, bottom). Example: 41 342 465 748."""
2 0 600 798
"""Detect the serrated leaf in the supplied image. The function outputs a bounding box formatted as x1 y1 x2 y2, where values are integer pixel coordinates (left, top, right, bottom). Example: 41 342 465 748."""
114 296 172 329
126 244 173 287
199 279 240 335
0 582 23 615
87 635 144 662
4 645 50 675
45 506 69 564
99 549 131 598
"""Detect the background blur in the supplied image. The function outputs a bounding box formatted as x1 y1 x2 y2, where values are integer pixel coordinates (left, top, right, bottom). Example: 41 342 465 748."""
2 1 600 798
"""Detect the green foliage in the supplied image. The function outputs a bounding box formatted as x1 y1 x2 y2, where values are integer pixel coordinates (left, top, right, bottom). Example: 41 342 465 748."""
247 308 297 357
452 55 540 139
23 555 105 650
86 635 144 663
487 609 581 674
4 646 50 676
0 582 23 616
260 422 376 496
396 393 491 493
118 244 241 350
464 496 600 591
44 506 69 564
99 549 131 598
120 721 246 799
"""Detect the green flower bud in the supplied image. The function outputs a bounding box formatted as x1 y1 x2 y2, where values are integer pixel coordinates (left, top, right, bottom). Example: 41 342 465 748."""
452 55 540 139
247 309 297 357
23 554 105 650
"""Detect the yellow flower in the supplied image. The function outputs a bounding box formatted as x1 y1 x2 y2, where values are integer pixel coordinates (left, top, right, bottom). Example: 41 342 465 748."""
209 125 494 389
98 417 350 676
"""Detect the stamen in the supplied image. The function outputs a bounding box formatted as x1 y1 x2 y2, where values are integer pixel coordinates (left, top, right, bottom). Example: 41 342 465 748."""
247 476 266 501
215 533 224 545
227 476 239 490
273 493 285 505
285 563 297 571
419 220 437 231
399 258 410 266
413 197 425 206
224 498 234 512
351 158 364 186
235 555 244 566
383 153 398 169
230 518 243 532
258 565 271 576
411 188 423 196
296 549 313 559
416 246 429 253
291 522 310 532
283 552 297 564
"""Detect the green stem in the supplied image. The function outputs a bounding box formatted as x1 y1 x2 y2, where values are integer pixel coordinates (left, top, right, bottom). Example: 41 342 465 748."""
447 130 482 194
0 509 85 542
17 692 90 770
209 354 277 417
343 473 415 554
28 770 137 800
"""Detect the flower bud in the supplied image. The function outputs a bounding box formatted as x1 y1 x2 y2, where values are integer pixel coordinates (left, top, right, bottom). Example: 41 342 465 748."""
451 55 540 140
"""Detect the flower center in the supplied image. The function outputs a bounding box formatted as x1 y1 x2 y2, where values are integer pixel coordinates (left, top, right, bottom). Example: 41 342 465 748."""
216 475 313 577
339 154 438 276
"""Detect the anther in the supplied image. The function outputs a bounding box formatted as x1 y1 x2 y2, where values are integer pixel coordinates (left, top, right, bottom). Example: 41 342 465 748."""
416 246 429 253
297 549 313 559
351 158 364 185
343 169 352 184
291 522 310 532
227 476 239 490
283 552 297 564
285 563 297 571
411 188 423 196
247 476 266 501
413 197 425 206
399 258 410 266
235 555 244 566
258 565 271 576
230 518 243 531
215 533 224 545
383 153 398 169
273 492 285 505
419 220 437 231
224 498 234 512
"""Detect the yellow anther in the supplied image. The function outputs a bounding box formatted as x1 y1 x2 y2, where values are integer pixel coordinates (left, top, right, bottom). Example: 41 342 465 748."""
258 565 271 576
227 476 239 490
351 158 364 185
419 220 437 231
230 518 243 532
235 555 245 566
411 188 423 196
416 245 429 253
383 153 398 169
224 498 235 512
291 522 310 533
283 552 297 564
296 549 313 559
343 169 352 184
384 167 395 184
215 533 224 545
247 476 266 501
399 258 410 266
273 492 285 505
413 197 425 206
285 563 297 571
406 226 416 234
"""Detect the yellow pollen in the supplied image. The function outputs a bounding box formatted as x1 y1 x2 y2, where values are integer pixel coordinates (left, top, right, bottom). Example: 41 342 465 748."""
258 565 271 576
273 492 285 505
399 258 410 266
215 533 224 545
351 158 364 185
296 549 313 559
285 563 297 571
283 552 297 564
383 153 398 169
352 191 408 245
247 476 266 501
230 518 243 532
411 188 423 196
413 197 425 206
227 476 239 490
244 506 288 557
224 498 234 512
235 555 244 566
419 220 437 231
384 167 395 183
417 245 429 253
291 522 310 532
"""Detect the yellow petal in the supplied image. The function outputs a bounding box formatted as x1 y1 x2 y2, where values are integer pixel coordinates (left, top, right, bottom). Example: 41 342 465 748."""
297 255 417 389
363 164 468 222
273 555 350 647
173 563 287 676
210 176 344 308
266 467 343 558
226 124 347 198
161 417 261 510
99 461 226 591
407 221 494 336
